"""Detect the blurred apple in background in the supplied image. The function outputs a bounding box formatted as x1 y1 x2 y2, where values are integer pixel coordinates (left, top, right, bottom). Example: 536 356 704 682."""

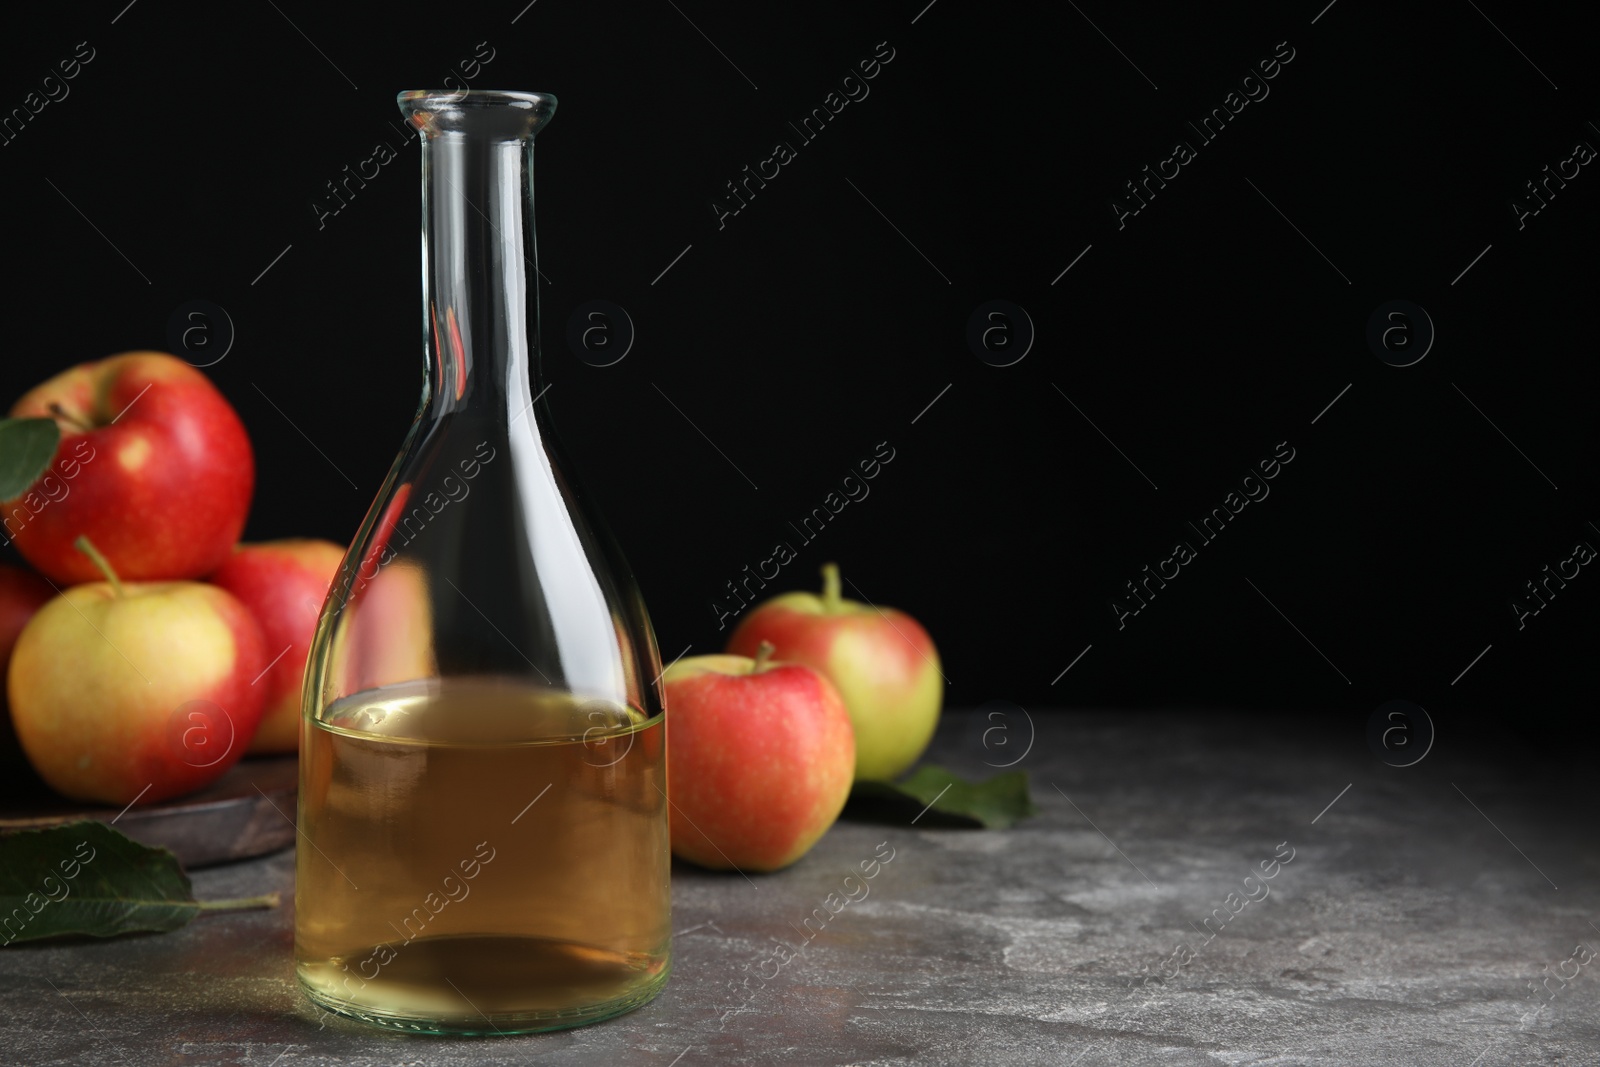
7 538 268 805
330 562 437 697
663 641 854 872
727 562 942 782
324 486 439 699
3 352 254 584
209 539 344 753
0 564 55 795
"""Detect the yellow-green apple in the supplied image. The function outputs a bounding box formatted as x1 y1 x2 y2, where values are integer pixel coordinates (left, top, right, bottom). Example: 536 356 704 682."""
209 538 344 753
7 538 269 805
0 565 54 794
727 563 942 782
4 352 254 584
663 641 854 872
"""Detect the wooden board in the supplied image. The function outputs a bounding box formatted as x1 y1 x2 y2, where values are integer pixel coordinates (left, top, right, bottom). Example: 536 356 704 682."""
0 755 297 868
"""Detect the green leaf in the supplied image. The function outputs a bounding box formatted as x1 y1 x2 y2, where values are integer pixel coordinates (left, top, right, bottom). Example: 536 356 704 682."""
0 418 60 502
0 821 278 946
846 764 1038 829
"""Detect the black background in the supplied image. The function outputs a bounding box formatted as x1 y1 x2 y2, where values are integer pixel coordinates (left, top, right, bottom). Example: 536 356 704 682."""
2 2 1595 737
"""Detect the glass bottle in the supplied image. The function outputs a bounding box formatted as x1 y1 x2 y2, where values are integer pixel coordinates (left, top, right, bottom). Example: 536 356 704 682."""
293 90 671 1035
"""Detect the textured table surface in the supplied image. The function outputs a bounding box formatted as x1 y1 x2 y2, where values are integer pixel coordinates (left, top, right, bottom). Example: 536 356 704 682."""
3 710 1595 1067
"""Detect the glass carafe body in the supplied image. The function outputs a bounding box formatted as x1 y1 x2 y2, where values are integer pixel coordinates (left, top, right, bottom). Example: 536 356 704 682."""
293 90 671 1035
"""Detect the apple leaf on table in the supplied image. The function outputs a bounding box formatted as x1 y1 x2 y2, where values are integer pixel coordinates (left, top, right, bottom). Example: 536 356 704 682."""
0 821 278 946
0 418 60 501
846 765 1038 829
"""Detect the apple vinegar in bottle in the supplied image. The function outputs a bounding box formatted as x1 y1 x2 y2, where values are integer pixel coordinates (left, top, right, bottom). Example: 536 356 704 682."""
294 91 671 1034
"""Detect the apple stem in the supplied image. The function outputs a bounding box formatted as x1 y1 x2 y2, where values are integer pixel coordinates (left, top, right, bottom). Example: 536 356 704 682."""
821 562 842 613
47 402 93 432
196 892 282 913
752 640 776 673
74 536 124 597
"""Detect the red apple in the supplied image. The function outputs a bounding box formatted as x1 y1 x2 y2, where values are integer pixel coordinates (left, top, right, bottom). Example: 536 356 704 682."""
326 484 440 696
7 538 268 805
0 565 52 667
209 539 345 753
727 563 942 782
663 641 854 872
0 564 55 793
4 351 254 584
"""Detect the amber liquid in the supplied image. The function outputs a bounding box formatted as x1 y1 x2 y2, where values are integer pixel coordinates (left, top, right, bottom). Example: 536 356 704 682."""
294 678 670 1034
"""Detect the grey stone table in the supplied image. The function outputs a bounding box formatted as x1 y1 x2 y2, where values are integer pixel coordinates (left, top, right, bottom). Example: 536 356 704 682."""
4 710 1597 1066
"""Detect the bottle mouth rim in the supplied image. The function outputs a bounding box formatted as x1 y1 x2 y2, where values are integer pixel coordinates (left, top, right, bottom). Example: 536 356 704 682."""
399 90 557 139
398 90 556 111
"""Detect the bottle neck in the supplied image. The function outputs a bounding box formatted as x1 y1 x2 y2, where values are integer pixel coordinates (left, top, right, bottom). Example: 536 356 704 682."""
419 131 540 423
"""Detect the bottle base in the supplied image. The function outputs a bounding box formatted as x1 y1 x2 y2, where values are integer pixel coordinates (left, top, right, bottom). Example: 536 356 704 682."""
297 934 671 1036
300 963 670 1036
